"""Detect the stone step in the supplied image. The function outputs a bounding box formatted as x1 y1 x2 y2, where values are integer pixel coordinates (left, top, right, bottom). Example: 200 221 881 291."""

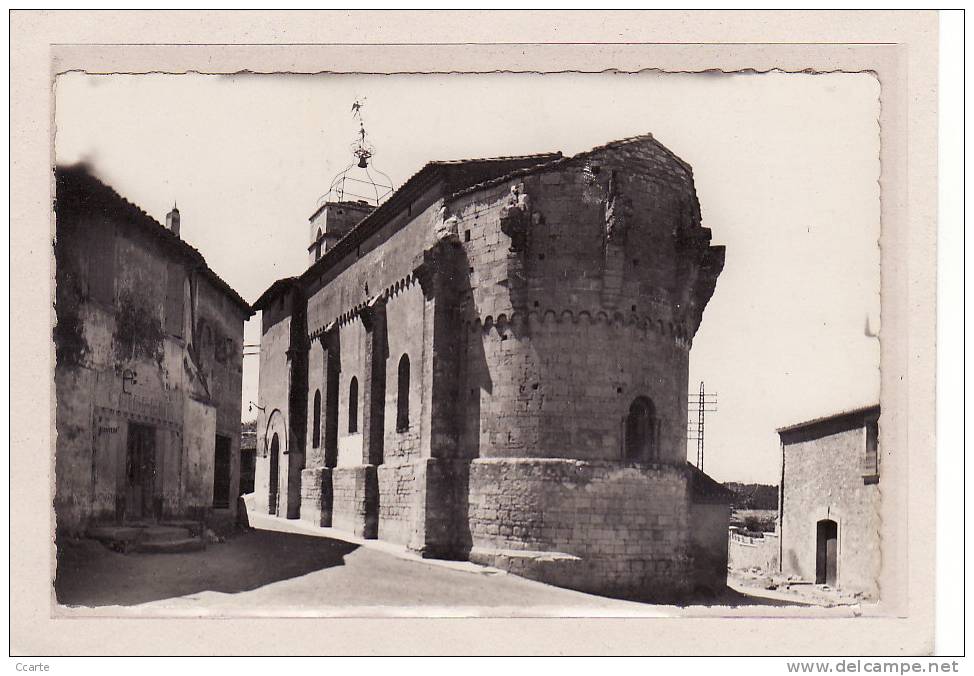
139 526 192 543
160 520 204 537
136 537 206 554
86 525 142 545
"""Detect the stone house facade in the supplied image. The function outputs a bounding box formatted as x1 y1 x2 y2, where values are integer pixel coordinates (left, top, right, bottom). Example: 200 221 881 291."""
253 134 730 600
53 165 252 534
778 404 882 598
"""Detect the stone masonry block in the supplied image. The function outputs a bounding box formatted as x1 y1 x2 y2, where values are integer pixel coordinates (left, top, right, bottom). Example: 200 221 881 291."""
299 467 333 527
331 465 378 539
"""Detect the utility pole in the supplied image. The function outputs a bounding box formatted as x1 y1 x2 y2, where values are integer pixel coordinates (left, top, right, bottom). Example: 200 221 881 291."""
687 381 717 470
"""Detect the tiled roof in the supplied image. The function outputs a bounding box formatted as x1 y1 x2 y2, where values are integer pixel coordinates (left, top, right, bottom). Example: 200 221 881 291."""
776 404 881 435
686 462 735 504
449 133 690 200
427 152 564 166
55 164 253 316
252 276 300 311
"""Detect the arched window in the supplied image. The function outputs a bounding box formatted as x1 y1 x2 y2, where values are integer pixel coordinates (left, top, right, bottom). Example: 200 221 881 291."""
348 377 359 433
396 354 410 431
624 396 659 462
315 229 323 261
312 390 321 448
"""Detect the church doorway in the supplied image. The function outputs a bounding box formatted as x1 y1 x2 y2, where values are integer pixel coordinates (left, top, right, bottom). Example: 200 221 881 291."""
268 433 280 516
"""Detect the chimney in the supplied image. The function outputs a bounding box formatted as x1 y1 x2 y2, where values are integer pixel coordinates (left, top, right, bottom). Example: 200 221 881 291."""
166 205 180 238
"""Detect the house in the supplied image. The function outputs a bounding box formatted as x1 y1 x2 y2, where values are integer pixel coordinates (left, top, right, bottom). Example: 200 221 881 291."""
777 404 881 598
53 165 252 533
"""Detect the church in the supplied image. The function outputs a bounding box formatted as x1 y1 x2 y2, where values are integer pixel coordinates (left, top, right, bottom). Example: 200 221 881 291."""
252 133 731 600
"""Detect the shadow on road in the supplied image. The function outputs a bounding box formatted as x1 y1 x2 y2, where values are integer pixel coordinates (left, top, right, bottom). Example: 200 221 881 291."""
54 528 359 607
706 585 815 607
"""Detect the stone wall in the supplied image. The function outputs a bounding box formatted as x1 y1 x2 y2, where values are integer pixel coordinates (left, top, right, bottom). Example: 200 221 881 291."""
376 461 420 545
299 467 332 527
448 142 720 466
689 501 730 593
466 458 693 600
331 465 377 538
381 282 425 463
253 306 293 516
728 530 780 574
336 319 366 466
459 312 689 463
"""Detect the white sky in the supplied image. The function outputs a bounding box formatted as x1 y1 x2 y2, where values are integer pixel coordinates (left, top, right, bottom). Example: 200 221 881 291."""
54 71 881 484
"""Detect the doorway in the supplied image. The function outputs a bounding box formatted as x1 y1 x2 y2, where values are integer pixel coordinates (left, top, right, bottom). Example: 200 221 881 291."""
816 519 838 586
125 422 156 521
212 435 232 509
268 433 280 516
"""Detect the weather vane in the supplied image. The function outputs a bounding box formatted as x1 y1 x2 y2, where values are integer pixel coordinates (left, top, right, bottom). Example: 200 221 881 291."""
350 97 374 169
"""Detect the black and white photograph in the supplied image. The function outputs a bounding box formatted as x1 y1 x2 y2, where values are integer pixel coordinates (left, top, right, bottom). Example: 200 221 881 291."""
10 9 954 660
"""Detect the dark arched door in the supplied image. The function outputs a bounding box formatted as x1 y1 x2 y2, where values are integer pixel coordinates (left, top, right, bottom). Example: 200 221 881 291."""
625 396 657 461
816 519 838 585
268 433 280 516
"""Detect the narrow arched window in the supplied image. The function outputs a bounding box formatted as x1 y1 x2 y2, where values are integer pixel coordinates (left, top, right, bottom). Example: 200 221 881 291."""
348 377 359 433
312 390 321 448
315 229 323 261
396 354 410 432
625 396 659 462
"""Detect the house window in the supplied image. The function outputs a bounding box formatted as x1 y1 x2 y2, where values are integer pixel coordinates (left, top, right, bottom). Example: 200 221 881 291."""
863 420 880 483
396 354 410 432
312 389 321 448
348 377 359 433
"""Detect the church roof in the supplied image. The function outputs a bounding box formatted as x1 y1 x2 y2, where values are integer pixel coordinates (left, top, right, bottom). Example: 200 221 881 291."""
449 133 691 200
253 151 561 310
251 133 692 313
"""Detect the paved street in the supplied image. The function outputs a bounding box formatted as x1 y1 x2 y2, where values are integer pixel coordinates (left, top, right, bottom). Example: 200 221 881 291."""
55 515 668 617
55 511 850 618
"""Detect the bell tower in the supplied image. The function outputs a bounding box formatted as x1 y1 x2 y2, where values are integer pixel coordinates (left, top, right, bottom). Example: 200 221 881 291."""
307 201 375 265
307 98 392 268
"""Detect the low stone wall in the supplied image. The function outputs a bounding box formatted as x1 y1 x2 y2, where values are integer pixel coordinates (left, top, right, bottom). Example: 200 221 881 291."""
299 467 333 527
377 462 420 545
728 529 780 574
331 465 377 538
466 458 692 600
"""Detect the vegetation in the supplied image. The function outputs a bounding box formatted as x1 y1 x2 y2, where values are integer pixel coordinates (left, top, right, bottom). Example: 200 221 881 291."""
723 482 778 510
